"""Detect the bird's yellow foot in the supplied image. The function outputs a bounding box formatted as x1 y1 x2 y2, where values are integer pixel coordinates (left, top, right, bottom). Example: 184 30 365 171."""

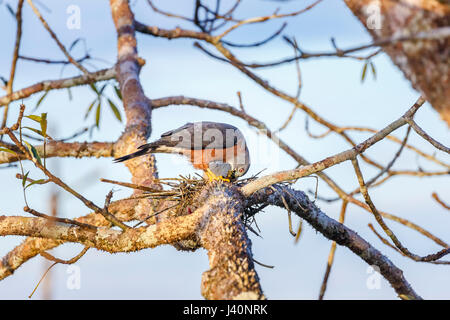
205 169 230 182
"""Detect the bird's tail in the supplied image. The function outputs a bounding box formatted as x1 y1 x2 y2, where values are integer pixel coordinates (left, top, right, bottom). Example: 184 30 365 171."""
113 145 155 163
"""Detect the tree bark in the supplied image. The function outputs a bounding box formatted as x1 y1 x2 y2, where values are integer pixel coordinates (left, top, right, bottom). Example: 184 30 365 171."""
344 0 450 125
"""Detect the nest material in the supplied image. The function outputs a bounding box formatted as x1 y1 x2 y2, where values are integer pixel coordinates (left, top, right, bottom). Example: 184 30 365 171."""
101 172 264 223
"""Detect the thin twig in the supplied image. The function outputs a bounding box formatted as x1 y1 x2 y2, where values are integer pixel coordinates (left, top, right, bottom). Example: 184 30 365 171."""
432 192 450 211
319 200 348 300
29 246 89 298
352 157 450 263
26 0 89 74
24 206 97 230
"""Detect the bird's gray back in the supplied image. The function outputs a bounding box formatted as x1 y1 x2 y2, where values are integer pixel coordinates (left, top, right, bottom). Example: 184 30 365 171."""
158 121 242 150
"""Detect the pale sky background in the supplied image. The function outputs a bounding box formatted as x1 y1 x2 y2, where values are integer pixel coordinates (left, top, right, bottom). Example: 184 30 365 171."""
0 0 449 300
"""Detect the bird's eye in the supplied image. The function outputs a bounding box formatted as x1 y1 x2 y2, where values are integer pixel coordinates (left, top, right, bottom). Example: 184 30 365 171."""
239 168 244 173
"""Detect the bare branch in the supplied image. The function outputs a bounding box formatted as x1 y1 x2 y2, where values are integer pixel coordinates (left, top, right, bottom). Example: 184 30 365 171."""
1 0 24 130
215 0 322 40
432 192 450 211
0 214 198 252
404 118 450 154
249 185 421 300
152 95 447 247
26 0 89 74
352 156 450 263
18 53 91 65
240 97 425 196
0 141 115 164
0 200 139 280
318 200 348 300
134 21 214 41
0 67 116 106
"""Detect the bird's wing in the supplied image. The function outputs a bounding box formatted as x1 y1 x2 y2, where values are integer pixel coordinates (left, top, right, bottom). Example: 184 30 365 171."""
156 122 241 150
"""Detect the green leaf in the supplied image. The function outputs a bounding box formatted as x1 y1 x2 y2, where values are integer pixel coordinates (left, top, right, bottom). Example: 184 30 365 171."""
22 171 30 187
25 179 48 189
0 147 17 155
84 99 97 120
25 115 42 123
370 61 377 80
95 101 101 128
89 83 100 96
107 98 122 122
23 127 52 139
24 141 42 165
114 85 122 100
40 113 48 138
34 91 49 111
361 62 368 83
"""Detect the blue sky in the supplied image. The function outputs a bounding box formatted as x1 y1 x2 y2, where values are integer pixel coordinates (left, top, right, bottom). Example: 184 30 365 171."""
0 0 449 299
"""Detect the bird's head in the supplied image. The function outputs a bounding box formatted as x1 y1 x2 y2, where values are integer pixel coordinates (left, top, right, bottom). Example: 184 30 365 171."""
229 161 250 180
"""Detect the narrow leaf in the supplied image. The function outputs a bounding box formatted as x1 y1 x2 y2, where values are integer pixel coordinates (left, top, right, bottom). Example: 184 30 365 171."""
84 99 97 120
107 98 122 122
114 85 122 100
34 91 49 111
95 101 101 128
0 147 17 155
99 83 107 95
69 38 82 51
23 127 52 139
6 4 15 18
22 171 30 187
25 115 42 123
25 179 48 189
24 141 42 165
88 125 95 138
89 83 99 95
370 61 377 80
0 76 7 86
361 62 368 83
67 87 73 101
40 113 48 138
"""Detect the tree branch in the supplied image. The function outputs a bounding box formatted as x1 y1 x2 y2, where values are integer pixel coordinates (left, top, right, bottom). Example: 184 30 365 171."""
197 184 264 299
0 213 198 252
0 141 115 164
240 97 425 196
248 185 422 300
0 67 116 106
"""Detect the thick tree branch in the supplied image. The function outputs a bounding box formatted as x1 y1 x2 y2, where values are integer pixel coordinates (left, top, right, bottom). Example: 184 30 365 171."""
0 199 139 280
1 183 264 300
0 141 115 164
110 0 159 222
197 185 264 300
248 185 422 300
0 213 199 252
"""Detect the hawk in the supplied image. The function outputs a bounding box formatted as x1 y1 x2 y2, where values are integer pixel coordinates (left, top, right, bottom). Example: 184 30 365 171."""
114 121 250 181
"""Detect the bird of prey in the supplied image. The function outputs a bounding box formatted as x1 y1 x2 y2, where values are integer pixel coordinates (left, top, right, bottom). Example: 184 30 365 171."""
114 121 250 181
